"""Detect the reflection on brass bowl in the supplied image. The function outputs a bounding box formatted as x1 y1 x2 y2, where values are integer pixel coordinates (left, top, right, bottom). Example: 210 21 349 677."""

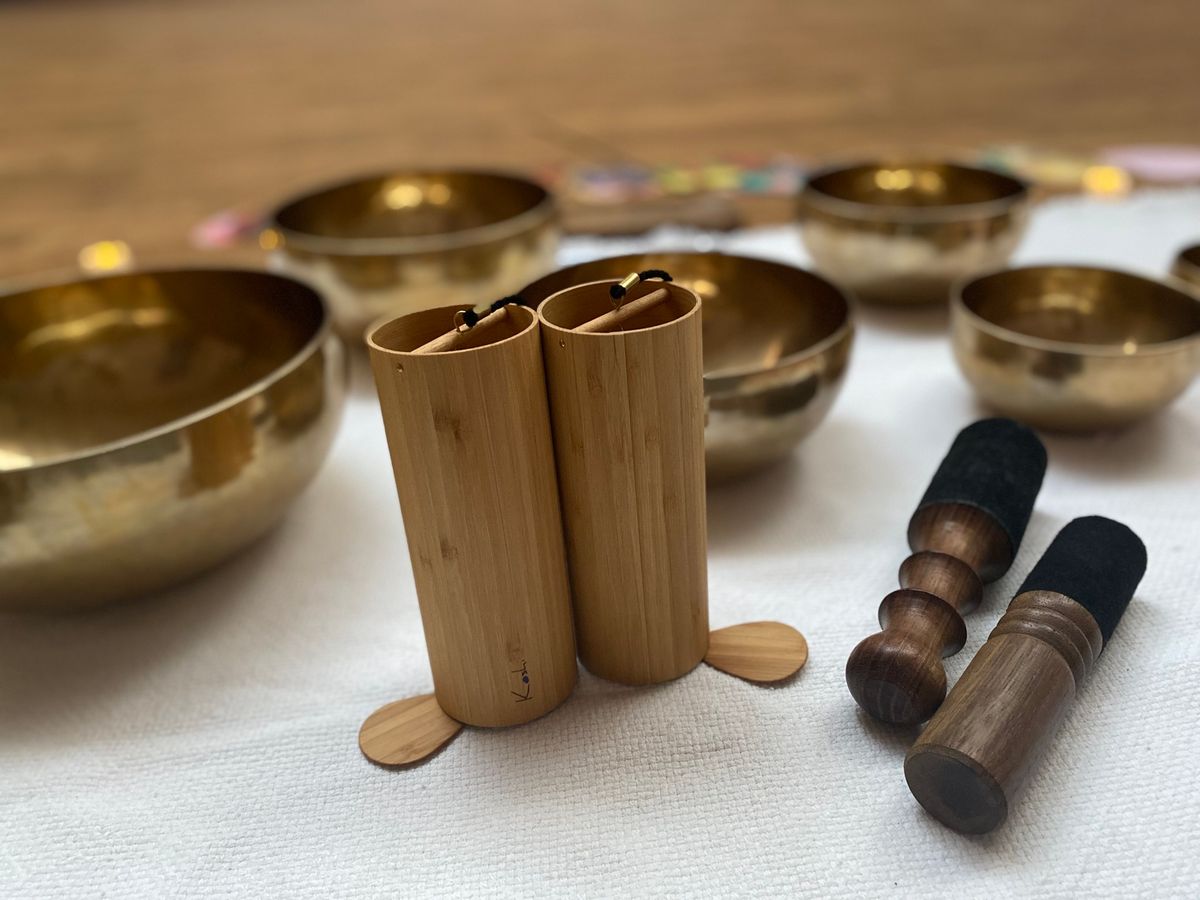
799 161 1031 306
521 253 854 481
266 170 559 340
952 265 1200 432
1170 243 1200 293
0 269 346 610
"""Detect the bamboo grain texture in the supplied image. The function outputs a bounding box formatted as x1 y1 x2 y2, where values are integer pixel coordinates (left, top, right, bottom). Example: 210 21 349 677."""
368 305 577 727
539 282 709 685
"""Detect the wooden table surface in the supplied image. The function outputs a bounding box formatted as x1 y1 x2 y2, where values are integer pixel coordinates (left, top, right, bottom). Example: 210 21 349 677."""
3 0 1198 277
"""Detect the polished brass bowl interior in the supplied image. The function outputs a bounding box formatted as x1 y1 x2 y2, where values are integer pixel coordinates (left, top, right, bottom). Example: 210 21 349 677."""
0 269 346 610
952 265 1200 431
1170 243 1200 292
799 161 1030 306
267 170 559 340
521 253 854 480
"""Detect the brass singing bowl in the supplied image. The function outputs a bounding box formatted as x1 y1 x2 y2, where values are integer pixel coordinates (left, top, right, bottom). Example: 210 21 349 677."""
1170 244 1200 292
521 253 854 481
266 170 560 340
799 161 1031 306
0 269 347 610
952 265 1200 432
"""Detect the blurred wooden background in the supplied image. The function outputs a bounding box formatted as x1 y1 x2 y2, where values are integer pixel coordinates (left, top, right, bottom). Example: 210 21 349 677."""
3 0 1198 275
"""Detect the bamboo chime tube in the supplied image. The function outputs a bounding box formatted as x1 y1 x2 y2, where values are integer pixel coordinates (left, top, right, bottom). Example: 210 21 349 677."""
538 281 709 684
366 304 577 727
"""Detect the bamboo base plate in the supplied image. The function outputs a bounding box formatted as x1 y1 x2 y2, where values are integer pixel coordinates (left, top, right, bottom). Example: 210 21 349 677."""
358 694 463 767
704 621 809 682
359 621 808 768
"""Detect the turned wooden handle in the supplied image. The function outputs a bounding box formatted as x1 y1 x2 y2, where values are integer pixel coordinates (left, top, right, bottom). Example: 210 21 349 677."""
846 419 1047 726
845 503 1012 725
905 591 1102 833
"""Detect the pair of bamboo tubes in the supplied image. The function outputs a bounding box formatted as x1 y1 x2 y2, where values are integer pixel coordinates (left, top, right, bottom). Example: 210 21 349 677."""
361 274 805 766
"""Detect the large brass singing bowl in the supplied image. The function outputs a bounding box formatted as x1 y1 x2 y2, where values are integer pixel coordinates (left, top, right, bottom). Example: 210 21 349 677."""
266 170 560 340
0 269 346 610
521 253 854 481
799 161 1030 306
952 265 1200 432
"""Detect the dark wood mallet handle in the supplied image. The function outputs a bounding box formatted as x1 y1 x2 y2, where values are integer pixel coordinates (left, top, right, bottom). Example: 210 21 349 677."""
905 516 1147 834
846 419 1047 725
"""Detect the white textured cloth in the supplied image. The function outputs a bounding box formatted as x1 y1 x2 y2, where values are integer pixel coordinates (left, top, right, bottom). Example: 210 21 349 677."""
3 191 1200 898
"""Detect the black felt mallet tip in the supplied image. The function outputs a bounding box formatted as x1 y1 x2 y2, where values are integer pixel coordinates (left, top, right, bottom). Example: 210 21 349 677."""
915 417 1048 554
1017 515 1147 645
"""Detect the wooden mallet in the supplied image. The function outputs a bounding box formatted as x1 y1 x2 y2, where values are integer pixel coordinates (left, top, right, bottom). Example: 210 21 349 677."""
906 516 1147 833
845 418 1048 725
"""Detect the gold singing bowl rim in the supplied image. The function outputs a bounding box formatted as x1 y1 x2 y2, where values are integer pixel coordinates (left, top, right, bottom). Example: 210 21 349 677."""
2 267 333 473
953 264 1200 358
519 252 854 386
266 168 557 256
1172 243 1200 288
802 160 1030 223
707 269 851 387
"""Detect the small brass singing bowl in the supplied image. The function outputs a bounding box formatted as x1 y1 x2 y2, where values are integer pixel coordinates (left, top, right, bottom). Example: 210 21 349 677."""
521 253 854 481
266 170 560 340
952 265 1200 432
1170 243 1200 292
799 162 1031 306
0 269 347 610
